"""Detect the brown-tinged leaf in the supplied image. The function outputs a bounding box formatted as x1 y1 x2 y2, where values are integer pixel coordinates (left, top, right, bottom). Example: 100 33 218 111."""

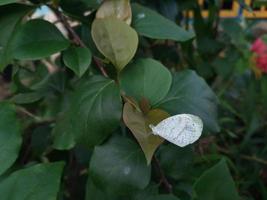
139 97 151 115
91 18 138 71
96 0 132 25
123 102 169 164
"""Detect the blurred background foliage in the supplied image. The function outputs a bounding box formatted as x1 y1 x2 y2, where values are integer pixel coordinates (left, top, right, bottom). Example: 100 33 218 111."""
1 0 267 200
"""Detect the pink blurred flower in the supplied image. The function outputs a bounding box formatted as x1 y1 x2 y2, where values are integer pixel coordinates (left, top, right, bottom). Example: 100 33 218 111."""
255 54 267 73
251 38 267 73
251 38 267 55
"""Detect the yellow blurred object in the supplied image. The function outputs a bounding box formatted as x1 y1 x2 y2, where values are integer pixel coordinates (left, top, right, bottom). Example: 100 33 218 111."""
186 0 267 19
243 0 267 18
96 0 132 25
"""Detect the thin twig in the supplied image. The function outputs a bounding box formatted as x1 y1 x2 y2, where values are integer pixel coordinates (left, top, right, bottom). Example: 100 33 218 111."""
217 146 267 166
153 156 173 193
93 57 109 78
17 106 42 122
50 6 109 77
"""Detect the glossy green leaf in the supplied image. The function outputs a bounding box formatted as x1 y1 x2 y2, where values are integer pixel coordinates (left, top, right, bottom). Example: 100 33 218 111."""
0 162 65 200
89 136 151 194
53 76 122 149
0 0 18 6
0 102 21 176
158 144 193 180
63 46 92 77
91 18 138 71
10 92 43 104
11 19 70 60
123 102 169 164
0 4 32 71
86 176 121 200
158 70 219 132
193 159 239 200
131 3 194 42
119 58 172 105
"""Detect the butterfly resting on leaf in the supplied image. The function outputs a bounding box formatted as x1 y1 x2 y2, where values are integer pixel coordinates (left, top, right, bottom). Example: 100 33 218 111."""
149 114 203 147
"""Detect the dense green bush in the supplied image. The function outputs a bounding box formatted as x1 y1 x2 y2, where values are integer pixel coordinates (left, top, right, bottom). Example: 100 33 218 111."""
0 0 266 200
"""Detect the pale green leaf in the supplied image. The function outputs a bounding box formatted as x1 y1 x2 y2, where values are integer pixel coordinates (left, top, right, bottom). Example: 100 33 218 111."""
96 0 132 25
91 18 138 71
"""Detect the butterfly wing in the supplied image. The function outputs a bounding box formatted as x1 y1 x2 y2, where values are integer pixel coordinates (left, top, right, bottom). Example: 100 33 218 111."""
150 114 203 147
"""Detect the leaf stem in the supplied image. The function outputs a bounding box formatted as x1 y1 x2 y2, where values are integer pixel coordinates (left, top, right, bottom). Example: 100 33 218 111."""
49 6 109 78
153 155 173 193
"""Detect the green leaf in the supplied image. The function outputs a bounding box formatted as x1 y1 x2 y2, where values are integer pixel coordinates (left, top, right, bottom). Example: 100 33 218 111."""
132 184 159 200
96 0 132 25
0 102 21 176
0 162 65 200
86 176 121 200
91 18 138 71
119 58 172 105
158 70 219 132
123 102 169 164
10 92 44 104
63 46 92 77
52 110 76 150
131 3 194 42
53 76 122 149
0 4 32 71
89 136 151 194
0 0 18 6
11 19 70 60
158 144 193 180
193 159 239 200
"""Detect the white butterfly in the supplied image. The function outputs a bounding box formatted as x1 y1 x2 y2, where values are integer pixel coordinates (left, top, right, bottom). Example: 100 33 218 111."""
149 114 203 147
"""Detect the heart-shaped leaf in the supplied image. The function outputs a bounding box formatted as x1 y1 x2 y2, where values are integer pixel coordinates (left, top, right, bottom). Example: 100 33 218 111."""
11 19 70 60
53 76 122 149
91 18 138 71
158 70 219 132
123 102 170 164
96 0 132 25
119 58 172 106
89 136 151 194
63 46 92 77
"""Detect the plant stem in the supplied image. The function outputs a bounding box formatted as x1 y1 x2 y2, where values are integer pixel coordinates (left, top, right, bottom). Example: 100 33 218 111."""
153 156 173 193
217 146 267 166
50 6 109 78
